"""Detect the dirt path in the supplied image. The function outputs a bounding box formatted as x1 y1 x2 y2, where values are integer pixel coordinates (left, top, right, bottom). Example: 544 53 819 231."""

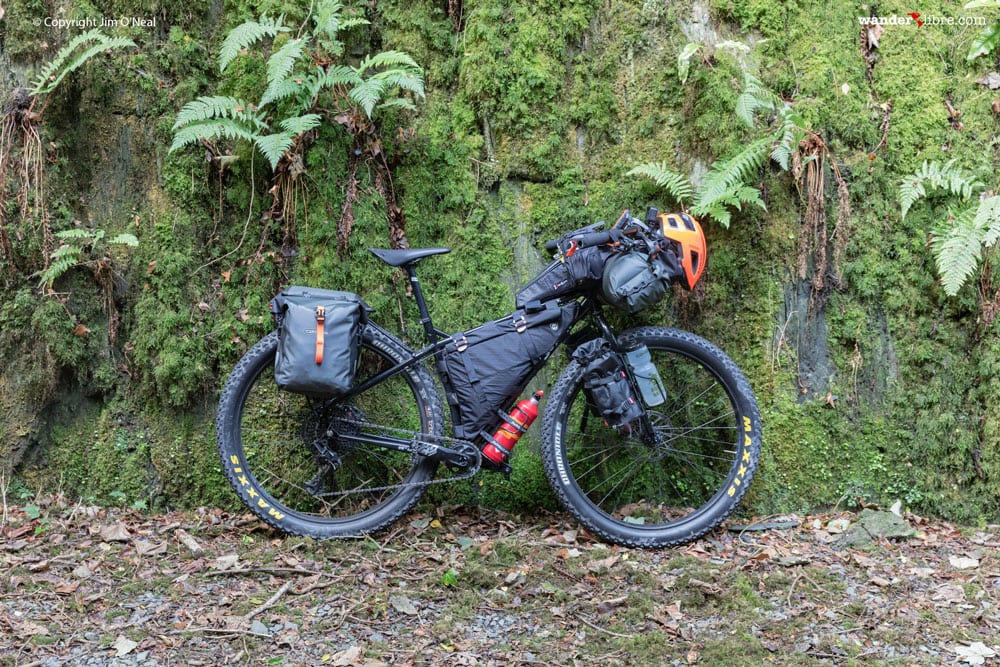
1 499 998 666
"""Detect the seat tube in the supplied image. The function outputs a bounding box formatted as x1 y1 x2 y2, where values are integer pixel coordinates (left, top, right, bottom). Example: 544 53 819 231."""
406 266 437 345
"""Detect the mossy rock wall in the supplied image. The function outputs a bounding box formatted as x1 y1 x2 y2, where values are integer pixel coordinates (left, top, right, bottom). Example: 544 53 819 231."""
1 0 998 523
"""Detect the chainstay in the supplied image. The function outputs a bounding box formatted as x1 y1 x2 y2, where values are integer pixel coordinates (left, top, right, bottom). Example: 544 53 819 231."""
308 418 482 499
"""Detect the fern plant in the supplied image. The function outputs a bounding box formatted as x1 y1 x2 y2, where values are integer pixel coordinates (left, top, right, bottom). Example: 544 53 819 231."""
169 2 424 169
965 0 1000 61
900 161 1000 296
899 160 982 219
0 29 134 275
31 29 136 95
38 228 139 289
629 70 804 228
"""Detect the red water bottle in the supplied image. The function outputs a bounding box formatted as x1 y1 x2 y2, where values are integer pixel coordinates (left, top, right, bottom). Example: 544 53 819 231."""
483 391 543 464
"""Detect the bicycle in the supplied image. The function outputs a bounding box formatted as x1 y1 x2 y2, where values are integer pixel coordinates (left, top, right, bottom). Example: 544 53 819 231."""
215 208 762 548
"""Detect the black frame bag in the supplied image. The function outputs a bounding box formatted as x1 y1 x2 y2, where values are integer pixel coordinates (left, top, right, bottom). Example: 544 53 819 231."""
444 300 579 439
270 287 367 396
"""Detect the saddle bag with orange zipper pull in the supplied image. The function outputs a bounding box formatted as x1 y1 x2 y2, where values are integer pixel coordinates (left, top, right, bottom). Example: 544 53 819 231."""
269 287 368 396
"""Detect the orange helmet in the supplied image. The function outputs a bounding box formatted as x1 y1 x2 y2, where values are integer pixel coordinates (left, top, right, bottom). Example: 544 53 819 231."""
659 212 706 290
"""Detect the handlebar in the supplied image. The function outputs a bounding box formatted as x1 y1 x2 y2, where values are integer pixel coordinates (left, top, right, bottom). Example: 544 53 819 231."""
543 208 662 255
543 230 615 253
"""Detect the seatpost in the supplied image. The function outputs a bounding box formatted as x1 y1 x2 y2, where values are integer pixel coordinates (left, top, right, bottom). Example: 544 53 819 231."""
405 264 438 345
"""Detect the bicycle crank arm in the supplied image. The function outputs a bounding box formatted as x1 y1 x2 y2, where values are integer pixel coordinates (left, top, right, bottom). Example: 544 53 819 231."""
334 431 478 469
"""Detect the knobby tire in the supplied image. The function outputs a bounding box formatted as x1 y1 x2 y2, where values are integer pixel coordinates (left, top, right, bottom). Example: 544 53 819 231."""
541 326 762 548
216 325 445 538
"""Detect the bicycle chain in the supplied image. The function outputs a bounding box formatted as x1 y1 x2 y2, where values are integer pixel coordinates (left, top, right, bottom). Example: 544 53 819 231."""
307 417 483 499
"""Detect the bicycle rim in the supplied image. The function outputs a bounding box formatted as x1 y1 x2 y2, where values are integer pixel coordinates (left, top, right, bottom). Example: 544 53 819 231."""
547 329 758 544
230 334 437 530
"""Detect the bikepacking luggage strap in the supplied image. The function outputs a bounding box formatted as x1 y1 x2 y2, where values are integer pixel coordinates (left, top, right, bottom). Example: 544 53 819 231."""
315 305 326 364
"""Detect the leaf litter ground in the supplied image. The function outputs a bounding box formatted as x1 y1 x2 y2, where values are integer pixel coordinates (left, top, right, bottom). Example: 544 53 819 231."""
1 498 998 666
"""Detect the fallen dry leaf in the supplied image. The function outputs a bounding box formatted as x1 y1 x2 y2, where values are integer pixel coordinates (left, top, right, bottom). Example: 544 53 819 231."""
213 553 240 571
100 523 131 543
113 635 138 656
954 641 997 665
948 555 980 570
175 529 203 554
390 595 419 616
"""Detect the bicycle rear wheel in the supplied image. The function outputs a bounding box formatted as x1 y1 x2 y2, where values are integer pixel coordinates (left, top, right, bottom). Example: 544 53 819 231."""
216 324 445 538
541 326 761 548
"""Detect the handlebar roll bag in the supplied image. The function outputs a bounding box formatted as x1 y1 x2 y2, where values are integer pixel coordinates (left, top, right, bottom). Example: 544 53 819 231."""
515 245 609 309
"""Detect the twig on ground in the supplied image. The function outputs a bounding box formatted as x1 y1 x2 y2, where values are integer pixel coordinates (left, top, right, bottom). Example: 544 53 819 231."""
244 580 293 620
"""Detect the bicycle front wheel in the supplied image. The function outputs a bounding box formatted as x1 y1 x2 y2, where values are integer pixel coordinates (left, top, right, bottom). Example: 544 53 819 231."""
216 324 445 538
541 326 762 548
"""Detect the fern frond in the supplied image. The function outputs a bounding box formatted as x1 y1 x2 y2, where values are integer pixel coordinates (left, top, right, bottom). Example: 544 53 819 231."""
317 65 362 91
769 106 805 171
54 228 93 241
266 38 306 89
31 30 135 95
626 162 694 205
168 119 259 153
899 176 926 220
899 160 983 219
377 98 418 112
349 78 388 117
39 256 80 288
934 207 982 296
253 132 295 169
693 137 770 217
338 17 370 32
32 30 102 91
109 233 139 247
218 15 289 72
260 77 308 106
49 244 83 261
356 50 421 75
698 203 732 228
278 114 322 135
677 42 700 84
735 72 777 128
173 96 260 130
977 195 1000 249
313 0 368 41
371 69 426 98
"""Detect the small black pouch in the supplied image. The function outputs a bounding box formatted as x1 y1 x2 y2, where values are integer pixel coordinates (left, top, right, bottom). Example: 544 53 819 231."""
573 339 643 429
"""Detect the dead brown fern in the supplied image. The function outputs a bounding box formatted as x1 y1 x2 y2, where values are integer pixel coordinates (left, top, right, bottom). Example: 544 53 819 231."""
0 88 52 277
793 132 851 300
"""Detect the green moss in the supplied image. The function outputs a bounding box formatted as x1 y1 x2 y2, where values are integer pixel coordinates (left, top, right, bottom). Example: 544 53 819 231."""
2 0 999 523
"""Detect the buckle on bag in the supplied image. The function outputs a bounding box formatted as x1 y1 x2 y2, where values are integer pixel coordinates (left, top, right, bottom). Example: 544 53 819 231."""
513 314 528 333
452 335 468 352
314 305 326 365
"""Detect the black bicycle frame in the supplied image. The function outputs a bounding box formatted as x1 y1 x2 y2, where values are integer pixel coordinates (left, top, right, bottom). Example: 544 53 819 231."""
333 262 656 453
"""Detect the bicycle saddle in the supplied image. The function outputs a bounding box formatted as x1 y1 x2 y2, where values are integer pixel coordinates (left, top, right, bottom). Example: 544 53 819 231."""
368 247 451 267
